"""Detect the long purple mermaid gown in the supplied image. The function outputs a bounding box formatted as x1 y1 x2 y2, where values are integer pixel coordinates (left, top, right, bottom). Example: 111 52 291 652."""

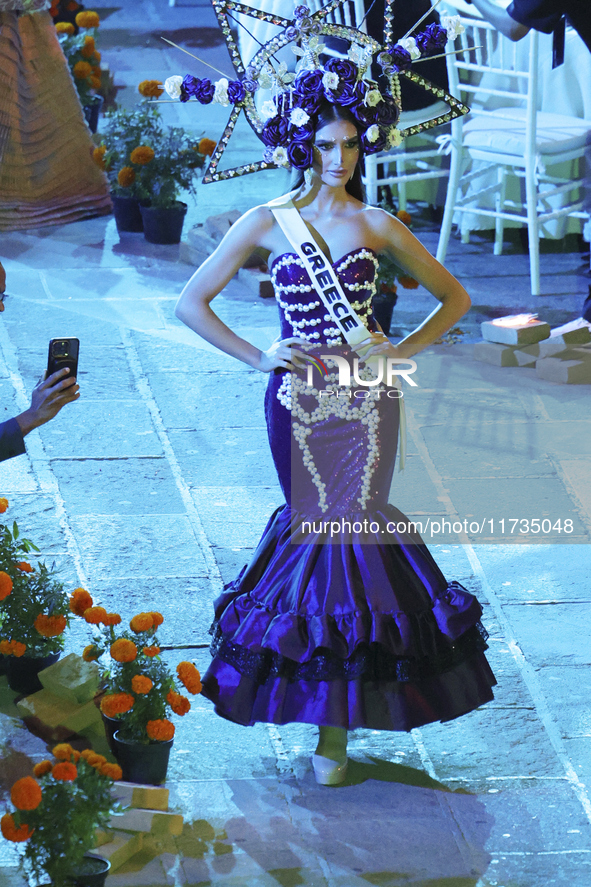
201 247 496 730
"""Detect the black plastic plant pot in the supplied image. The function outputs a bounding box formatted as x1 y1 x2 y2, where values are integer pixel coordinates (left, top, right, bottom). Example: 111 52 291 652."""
140 202 188 244
112 730 173 785
83 95 104 134
6 652 60 696
111 193 145 233
68 855 111 887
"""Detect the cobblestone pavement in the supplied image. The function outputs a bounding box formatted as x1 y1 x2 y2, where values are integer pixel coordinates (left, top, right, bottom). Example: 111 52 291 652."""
1 0 591 885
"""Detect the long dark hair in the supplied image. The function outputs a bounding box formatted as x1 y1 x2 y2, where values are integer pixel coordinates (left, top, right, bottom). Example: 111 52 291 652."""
290 100 366 202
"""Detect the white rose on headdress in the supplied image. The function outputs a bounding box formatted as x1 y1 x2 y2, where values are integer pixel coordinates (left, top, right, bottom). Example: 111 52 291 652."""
366 89 383 107
213 78 230 106
440 15 465 41
322 71 339 91
366 124 380 144
272 146 289 167
164 75 183 99
290 107 310 127
388 127 403 148
260 100 278 121
398 37 420 60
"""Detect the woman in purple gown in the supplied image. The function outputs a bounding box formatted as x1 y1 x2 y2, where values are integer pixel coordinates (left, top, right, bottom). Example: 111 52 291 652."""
175 100 496 785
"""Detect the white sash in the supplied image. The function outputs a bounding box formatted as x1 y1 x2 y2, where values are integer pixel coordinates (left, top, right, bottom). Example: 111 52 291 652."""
268 194 407 470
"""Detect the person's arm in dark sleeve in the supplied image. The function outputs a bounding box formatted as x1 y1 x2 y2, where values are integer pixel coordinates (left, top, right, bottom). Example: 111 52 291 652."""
0 417 26 463
469 0 531 40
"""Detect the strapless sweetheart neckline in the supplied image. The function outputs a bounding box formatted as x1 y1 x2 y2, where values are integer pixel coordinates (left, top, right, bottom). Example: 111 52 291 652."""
270 246 378 273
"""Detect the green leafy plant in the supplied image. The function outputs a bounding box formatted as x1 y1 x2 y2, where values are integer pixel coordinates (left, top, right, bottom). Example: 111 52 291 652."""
70 591 203 743
1 743 121 887
94 100 213 207
0 499 70 659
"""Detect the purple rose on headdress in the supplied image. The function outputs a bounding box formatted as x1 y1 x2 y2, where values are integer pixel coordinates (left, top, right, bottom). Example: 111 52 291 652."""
227 79 246 104
294 69 324 114
294 4 309 19
194 78 215 104
323 58 358 86
388 44 412 72
261 115 289 147
288 140 314 170
291 121 315 142
416 23 448 55
376 94 400 127
180 75 200 103
362 125 389 155
243 78 257 93
352 103 379 126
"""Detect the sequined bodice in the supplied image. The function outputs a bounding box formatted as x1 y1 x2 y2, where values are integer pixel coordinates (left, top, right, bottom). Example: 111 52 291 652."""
270 248 379 345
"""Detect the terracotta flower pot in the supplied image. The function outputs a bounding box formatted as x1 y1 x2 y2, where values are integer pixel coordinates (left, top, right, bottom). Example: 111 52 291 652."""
112 730 173 785
6 652 60 696
140 201 188 244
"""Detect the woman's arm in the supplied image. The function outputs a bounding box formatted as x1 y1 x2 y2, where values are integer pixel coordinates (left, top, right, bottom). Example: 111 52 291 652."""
368 210 472 359
175 206 305 372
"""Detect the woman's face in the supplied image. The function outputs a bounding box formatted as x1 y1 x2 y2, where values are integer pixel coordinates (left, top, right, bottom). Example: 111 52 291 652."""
312 118 360 186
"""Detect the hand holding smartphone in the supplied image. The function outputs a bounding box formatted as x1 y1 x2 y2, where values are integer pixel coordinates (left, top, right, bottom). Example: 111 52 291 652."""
47 338 79 379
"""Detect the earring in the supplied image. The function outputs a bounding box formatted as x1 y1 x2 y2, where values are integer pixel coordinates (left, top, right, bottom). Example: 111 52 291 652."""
304 168 314 186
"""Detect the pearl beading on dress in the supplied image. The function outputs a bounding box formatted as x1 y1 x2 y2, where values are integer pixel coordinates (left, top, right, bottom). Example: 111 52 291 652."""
277 366 383 512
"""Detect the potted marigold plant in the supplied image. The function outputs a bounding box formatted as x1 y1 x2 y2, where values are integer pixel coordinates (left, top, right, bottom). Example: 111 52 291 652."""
1 742 122 887
54 10 104 132
71 590 202 784
0 498 72 695
93 89 215 240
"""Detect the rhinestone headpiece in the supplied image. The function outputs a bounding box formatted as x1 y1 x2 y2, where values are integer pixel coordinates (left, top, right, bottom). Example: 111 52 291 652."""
163 0 469 184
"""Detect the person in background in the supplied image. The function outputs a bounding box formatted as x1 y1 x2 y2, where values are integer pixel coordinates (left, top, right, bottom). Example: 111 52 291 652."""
467 0 590 52
0 369 79 462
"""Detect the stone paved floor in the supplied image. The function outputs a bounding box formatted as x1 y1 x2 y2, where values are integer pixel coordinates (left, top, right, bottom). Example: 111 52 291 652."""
1 0 591 885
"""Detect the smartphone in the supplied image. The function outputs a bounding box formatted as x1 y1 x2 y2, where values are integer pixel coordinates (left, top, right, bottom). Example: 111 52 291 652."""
47 338 79 380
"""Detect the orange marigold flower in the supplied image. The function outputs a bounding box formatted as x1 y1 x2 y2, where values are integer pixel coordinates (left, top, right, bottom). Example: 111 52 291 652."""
92 51 101 63
67 1 80 10
55 21 75 35
52 762 77 781
0 497 8 512
0 571 13 601
110 638 137 663
69 587 94 616
16 562 33 573
34 614 67 638
130 146 155 166
75 10 100 28
92 145 106 169
73 60 92 80
53 743 75 761
176 661 202 695
131 674 153 694
33 760 53 778
103 612 121 626
0 639 26 657
198 137 217 157
143 646 160 657
1 813 33 843
80 749 102 764
129 613 153 633
398 276 419 289
84 606 108 625
396 209 412 226
138 79 164 98
146 718 175 742
100 692 134 718
100 762 123 780
117 167 135 188
10 777 42 811
167 689 190 716
80 35 95 57
82 644 100 662
149 612 164 628
87 754 107 770
90 75 102 90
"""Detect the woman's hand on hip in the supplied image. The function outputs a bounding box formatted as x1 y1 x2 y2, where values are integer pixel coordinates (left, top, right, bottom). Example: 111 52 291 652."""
356 331 414 362
256 337 311 373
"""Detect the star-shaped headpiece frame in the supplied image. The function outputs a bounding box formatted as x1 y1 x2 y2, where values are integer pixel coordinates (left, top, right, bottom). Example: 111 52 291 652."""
168 0 470 184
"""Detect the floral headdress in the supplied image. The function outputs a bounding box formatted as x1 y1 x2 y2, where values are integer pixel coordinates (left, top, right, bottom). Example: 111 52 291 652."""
162 0 468 183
